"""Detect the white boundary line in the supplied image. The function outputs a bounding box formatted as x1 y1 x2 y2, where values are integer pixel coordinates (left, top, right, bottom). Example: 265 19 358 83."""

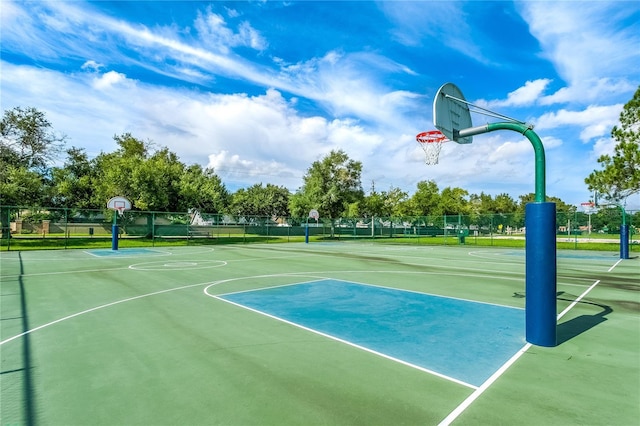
0 281 212 346
438 270 609 425
608 258 623 272
437 342 532 426
556 280 601 320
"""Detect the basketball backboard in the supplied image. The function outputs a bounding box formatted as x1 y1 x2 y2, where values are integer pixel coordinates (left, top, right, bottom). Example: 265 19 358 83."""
107 196 132 213
433 83 473 144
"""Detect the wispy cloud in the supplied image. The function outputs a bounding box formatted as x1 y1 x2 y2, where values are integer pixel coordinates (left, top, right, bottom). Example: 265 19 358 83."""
516 1 640 102
535 104 623 142
2 0 638 208
380 1 492 64
2 1 422 134
476 79 553 109
193 7 268 53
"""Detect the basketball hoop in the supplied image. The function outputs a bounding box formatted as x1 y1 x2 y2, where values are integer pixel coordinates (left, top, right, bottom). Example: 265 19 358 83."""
107 196 132 218
581 202 595 213
416 130 448 165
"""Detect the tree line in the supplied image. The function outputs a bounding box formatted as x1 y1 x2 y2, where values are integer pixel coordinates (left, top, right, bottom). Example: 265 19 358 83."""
1 86 638 224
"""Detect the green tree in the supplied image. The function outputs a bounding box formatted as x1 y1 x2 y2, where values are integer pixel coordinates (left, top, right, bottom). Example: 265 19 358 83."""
585 86 640 204
0 165 46 206
93 133 149 206
439 187 470 216
1 107 66 235
362 182 385 218
363 185 409 218
469 192 495 215
51 147 98 209
383 187 409 217
94 133 188 211
179 165 229 213
408 180 440 216
1 107 66 207
131 147 184 211
493 193 518 213
289 150 363 220
1 106 66 171
229 183 289 217
517 193 575 229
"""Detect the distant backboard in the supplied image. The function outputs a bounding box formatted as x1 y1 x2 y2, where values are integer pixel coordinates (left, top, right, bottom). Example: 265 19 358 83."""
107 196 132 213
433 83 473 144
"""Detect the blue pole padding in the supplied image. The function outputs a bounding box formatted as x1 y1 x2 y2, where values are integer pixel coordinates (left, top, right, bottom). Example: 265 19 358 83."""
305 225 309 244
112 225 119 250
620 224 630 259
525 202 557 347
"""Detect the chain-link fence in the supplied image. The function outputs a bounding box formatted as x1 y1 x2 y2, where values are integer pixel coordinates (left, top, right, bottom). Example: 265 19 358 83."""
1 206 637 251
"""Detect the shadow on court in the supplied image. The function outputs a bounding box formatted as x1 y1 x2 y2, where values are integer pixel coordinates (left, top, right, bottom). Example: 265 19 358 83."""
513 290 613 345
556 292 612 345
0 252 36 426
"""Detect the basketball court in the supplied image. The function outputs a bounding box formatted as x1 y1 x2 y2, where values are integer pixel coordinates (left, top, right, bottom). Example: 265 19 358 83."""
2 82 637 424
1 242 638 425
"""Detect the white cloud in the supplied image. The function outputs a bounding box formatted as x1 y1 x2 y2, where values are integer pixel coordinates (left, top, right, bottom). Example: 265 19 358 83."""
380 1 492 65
3 0 636 209
81 60 104 72
590 136 616 161
516 2 640 102
535 104 622 142
93 70 128 90
539 78 636 106
193 8 267 53
477 79 552 109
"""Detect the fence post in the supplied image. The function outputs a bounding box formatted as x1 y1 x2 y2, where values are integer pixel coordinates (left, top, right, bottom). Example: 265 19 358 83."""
443 214 447 246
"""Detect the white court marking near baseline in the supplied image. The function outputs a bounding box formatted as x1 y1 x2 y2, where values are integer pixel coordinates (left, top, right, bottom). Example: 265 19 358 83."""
437 258 620 425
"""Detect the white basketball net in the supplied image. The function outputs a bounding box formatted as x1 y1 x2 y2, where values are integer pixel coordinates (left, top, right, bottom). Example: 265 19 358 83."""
416 131 447 165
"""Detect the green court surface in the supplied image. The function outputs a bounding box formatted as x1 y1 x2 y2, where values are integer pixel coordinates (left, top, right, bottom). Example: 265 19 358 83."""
1 243 638 425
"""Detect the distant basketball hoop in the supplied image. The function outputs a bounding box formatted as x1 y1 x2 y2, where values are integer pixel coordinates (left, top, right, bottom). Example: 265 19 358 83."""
107 196 132 217
581 202 596 235
106 196 132 251
580 202 595 211
416 130 448 165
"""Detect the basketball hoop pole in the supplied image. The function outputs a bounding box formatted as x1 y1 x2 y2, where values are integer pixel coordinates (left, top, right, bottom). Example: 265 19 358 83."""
112 209 119 251
106 196 131 251
434 82 556 346
457 121 556 347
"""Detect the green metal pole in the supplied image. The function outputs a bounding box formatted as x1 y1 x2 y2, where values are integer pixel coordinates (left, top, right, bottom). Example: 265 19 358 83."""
487 122 545 202
459 122 546 202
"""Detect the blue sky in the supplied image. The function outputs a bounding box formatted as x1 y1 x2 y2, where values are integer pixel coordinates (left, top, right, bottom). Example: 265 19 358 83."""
2 0 639 209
